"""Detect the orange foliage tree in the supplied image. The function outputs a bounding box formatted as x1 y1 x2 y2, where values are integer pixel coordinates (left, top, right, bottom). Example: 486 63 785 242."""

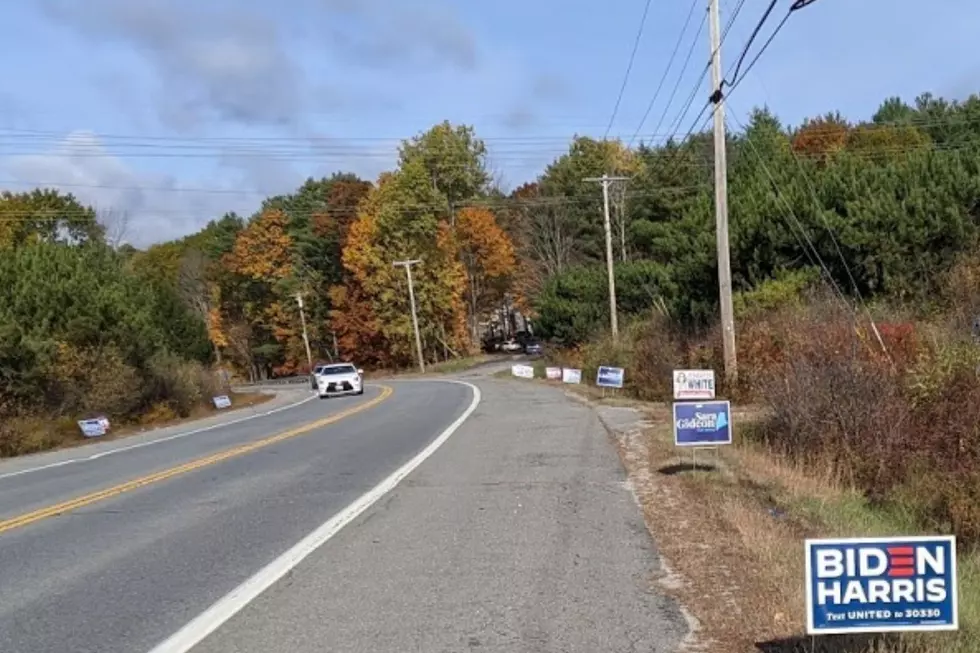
221 209 304 374
791 113 851 163
331 162 470 367
454 207 516 340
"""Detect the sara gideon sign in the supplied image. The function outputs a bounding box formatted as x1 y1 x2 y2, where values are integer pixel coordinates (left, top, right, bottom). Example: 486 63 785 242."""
672 401 731 447
806 536 958 634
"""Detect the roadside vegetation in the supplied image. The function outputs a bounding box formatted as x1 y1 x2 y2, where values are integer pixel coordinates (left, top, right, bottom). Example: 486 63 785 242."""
4 81 980 652
523 93 980 650
542 241 980 650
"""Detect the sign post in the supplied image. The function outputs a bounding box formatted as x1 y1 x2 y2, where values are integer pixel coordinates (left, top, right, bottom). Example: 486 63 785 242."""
805 536 958 635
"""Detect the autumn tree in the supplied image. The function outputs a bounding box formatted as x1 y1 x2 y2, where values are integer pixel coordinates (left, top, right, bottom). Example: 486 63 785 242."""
790 112 851 162
332 161 469 366
454 207 517 340
222 208 297 377
398 121 490 210
0 189 104 249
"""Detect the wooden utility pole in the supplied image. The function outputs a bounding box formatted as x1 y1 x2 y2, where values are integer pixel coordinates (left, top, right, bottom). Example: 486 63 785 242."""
584 174 630 343
295 292 314 372
708 0 737 383
393 259 425 373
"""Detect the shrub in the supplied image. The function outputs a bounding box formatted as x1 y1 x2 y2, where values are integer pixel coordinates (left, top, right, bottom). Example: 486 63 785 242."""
48 343 143 418
144 351 219 417
0 416 77 458
744 296 980 543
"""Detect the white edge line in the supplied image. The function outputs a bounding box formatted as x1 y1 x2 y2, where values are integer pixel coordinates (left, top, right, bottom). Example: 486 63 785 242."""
0 392 317 481
146 379 481 653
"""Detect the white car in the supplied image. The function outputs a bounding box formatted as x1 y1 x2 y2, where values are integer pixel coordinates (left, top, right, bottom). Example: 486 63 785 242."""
316 363 365 398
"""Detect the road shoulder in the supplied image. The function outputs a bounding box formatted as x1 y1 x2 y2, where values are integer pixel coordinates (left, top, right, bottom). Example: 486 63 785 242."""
194 377 688 652
0 388 314 476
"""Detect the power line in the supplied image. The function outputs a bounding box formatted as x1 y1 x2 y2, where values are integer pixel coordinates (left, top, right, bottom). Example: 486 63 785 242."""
604 0 655 140
649 0 750 147
726 0 780 87
717 0 820 103
626 0 702 147
0 184 711 221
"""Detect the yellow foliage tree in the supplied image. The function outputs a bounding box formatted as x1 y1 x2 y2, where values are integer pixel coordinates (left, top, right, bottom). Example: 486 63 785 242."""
331 162 469 366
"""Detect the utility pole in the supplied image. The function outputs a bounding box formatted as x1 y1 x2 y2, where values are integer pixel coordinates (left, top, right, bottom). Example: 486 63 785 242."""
393 259 425 374
584 174 630 343
295 292 314 372
709 0 737 383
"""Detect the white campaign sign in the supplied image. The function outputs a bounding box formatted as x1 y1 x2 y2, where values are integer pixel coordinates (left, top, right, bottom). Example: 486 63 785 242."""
562 368 582 384
77 419 107 437
545 367 561 380
212 395 232 409
673 369 716 400
511 364 535 379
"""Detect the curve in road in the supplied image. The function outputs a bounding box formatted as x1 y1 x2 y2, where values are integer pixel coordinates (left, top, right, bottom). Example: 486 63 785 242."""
0 379 479 653
0 385 392 536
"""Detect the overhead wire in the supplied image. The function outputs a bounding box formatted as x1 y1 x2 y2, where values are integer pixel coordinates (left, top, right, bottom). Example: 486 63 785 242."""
633 0 747 152
603 0 655 140
626 0 703 147
0 184 711 222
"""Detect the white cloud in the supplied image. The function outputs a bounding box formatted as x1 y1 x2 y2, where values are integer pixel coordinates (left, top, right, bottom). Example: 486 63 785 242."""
2 131 260 248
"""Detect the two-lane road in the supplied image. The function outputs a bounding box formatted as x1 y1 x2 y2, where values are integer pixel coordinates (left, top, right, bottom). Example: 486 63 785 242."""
0 380 476 653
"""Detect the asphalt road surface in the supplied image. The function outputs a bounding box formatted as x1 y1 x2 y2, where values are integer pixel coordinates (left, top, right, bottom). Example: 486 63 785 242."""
0 375 686 653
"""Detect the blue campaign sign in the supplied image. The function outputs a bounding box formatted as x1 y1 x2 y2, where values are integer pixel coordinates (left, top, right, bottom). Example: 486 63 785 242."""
672 401 731 447
596 366 624 389
806 536 958 634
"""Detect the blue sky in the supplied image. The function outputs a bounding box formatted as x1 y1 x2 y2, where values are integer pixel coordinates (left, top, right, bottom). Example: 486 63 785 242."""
0 0 976 246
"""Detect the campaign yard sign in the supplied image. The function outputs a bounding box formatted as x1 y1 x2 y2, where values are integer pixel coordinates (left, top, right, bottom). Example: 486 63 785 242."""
672 401 732 446
545 367 562 381
673 369 716 400
511 364 535 379
212 395 232 409
805 536 958 634
596 366 624 389
77 418 107 438
562 368 582 384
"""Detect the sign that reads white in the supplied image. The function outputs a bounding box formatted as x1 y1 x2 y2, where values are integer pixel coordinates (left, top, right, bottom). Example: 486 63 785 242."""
673 369 716 400
511 364 535 379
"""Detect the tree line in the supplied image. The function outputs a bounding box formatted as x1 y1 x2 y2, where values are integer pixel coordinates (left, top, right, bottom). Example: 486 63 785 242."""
2 91 979 421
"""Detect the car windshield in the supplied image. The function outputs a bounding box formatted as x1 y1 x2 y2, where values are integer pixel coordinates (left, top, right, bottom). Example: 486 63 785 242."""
320 365 356 375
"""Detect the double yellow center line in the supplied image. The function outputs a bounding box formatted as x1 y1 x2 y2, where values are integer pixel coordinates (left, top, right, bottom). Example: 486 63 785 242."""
0 385 394 536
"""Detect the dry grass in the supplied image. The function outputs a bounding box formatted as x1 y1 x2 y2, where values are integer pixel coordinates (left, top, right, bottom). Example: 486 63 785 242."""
603 401 978 653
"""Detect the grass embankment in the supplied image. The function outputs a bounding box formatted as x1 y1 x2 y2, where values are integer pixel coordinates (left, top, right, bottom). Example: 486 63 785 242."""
0 391 273 459
605 399 980 653
526 282 980 652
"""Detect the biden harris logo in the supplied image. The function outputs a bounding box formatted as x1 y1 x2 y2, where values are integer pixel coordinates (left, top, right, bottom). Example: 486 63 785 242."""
805 536 958 634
